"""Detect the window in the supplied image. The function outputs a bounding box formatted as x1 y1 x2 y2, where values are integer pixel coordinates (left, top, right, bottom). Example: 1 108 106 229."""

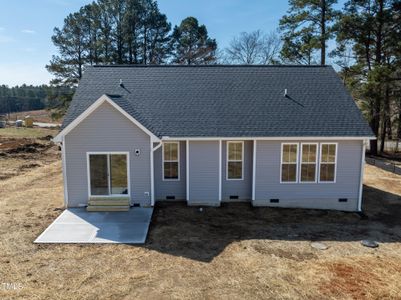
319 143 337 182
281 143 298 183
300 143 317 182
163 142 179 180
227 141 243 180
88 153 129 196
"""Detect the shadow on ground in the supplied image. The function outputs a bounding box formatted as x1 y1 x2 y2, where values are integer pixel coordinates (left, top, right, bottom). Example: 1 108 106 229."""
143 185 401 262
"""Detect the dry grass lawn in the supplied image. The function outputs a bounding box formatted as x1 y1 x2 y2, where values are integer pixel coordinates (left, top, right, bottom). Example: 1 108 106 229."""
7 109 62 124
1 136 401 299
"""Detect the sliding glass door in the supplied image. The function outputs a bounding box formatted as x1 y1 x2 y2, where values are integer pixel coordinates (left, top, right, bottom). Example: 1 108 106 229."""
88 153 129 197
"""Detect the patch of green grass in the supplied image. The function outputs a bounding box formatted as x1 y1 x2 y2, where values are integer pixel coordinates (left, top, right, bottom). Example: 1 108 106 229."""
0 127 58 139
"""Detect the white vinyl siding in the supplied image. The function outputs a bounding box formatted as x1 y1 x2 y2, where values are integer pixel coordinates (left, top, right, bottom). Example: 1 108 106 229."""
254 140 363 211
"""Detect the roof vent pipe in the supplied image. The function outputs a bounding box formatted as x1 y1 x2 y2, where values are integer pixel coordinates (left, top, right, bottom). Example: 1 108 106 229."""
284 89 288 97
119 79 124 87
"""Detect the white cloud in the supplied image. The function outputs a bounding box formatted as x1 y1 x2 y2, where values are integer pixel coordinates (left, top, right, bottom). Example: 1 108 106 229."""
21 29 36 34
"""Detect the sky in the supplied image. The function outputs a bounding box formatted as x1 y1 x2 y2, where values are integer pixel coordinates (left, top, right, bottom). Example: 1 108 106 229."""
0 0 346 87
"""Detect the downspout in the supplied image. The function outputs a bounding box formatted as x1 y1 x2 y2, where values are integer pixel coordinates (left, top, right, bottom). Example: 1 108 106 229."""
357 140 367 212
150 140 162 206
61 136 69 208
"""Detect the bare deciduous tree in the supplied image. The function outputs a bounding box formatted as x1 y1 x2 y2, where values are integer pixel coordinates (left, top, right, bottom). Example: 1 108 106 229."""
224 30 281 65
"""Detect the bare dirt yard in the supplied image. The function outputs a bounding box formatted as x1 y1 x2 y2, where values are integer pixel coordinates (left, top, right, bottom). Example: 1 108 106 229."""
1 131 401 299
0 127 59 181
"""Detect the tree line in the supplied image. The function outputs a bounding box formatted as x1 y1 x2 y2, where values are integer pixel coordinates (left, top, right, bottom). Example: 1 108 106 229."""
0 85 74 117
15 0 401 155
0 85 48 115
47 0 217 85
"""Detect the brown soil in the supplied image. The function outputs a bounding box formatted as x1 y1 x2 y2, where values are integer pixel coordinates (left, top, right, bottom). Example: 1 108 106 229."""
0 138 400 299
0 136 59 180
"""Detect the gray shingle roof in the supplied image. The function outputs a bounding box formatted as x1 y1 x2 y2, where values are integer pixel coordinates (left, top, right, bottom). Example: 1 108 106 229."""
62 65 374 138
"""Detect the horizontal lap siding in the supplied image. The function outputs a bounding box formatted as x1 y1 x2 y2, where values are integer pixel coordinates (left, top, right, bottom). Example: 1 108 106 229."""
65 101 151 207
188 141 220 205
254 140 363 211
222 141 253 201
154 141 186 200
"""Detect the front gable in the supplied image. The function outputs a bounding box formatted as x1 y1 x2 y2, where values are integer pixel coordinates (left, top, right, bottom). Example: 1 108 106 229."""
53 94 160 143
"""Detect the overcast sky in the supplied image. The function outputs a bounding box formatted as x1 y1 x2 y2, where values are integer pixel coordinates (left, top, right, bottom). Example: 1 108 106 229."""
0 0 346 86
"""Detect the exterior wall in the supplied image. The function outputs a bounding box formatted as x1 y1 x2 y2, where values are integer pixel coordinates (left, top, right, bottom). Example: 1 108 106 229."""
154 141 186 201
254 140 363 211
64 101 152 207
188 141 220 206
221 141 253 201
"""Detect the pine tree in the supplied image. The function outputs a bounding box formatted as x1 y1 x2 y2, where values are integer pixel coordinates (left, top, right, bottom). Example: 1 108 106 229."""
280 0 339 65
46 12 87 86
170 17 217 65
335 0 401 154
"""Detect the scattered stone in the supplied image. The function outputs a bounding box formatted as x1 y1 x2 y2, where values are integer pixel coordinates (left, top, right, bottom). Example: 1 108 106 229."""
311 242 329 250
361 240 379 248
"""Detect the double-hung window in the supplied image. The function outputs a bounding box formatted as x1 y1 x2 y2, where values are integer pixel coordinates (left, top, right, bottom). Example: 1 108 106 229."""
227 141 243 180
319 143 337 182
281 143 298 183
163 142 179 180
300 143 317 183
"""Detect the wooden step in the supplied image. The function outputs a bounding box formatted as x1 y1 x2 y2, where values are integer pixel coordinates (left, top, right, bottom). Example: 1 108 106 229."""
88 199 130 206
86 205 130 212
89 197 130 202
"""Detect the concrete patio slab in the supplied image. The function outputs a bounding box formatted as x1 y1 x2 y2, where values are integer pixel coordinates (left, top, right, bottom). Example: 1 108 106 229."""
34 207 153 244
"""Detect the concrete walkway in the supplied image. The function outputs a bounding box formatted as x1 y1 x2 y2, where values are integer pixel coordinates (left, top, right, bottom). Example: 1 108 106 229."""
35 207 153 244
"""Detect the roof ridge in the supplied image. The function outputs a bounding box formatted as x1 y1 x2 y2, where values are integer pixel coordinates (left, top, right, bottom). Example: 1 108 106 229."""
90 64 330 68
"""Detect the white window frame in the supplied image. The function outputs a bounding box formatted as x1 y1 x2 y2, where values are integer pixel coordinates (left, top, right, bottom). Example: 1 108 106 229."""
299 143 318 183
86 151 130 198
226 141 244 180
280 143 299 184
318 143 338 183
162 142 180 181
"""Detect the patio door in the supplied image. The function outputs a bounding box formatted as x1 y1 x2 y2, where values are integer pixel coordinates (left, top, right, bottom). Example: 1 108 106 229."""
87 152 130 197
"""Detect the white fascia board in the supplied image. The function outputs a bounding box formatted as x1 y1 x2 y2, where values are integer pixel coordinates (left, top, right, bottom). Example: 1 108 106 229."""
53 94 160 143
161 136 376 141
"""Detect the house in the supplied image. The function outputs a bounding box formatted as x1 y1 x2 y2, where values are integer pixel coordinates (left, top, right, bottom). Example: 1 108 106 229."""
53 65 375 212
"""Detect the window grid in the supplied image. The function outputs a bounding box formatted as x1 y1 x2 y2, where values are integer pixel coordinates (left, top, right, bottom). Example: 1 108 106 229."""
280 143 299 183
319 143 337 183
163 142 180 181
227 141 244 180
300 143 318 183
280 143 338 184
